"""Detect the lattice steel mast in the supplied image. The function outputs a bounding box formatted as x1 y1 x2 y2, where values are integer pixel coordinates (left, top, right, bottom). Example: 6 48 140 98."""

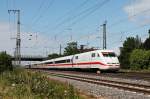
8 10 21 65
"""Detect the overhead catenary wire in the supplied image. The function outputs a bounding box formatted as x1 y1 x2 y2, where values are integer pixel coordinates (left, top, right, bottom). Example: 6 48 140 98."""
31 0 55 26
30 0 46 24
68 0 111 28
108 9 150 45
50 0 110 32
6 1 115 55
108 23 150 48
108 8 150 29
24 0 111 42
103 7 150 44
19 1 150 53
40 0 89 30
125 24 150 37
39 0 110 44
19 0 89 36
6 0 9 9
109 22 150 42
30 0 92 37
94 4 150 43
54 3 122 41
13 0 16 9
76 10 150 49
22 0 109 44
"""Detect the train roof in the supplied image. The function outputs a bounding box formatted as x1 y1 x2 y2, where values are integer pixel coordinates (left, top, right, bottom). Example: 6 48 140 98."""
90 49 114 52
53 55 73 61
74 49 114 55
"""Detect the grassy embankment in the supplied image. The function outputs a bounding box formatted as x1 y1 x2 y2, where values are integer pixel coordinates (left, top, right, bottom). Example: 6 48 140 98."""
0 68 82 99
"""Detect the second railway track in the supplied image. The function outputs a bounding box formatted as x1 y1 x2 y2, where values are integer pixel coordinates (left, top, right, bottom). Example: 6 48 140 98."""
45 71 150 95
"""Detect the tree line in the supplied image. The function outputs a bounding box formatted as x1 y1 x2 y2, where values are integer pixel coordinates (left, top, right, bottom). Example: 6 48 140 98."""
119 30 150 70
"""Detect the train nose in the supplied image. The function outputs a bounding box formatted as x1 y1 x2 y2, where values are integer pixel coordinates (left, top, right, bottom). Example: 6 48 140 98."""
105 57 119 65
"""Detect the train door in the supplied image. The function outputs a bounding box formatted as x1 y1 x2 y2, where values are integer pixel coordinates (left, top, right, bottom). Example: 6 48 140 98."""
91 53 96 68
71 56 74 67
73 55 79 68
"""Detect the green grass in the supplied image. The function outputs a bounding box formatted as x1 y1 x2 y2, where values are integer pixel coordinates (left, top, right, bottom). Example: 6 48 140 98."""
0 68 82 99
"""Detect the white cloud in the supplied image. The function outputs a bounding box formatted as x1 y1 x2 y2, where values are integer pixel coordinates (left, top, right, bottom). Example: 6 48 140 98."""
124 0 150 25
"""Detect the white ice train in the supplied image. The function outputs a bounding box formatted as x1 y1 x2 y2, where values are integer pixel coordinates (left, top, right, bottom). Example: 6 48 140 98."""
30 50 120 71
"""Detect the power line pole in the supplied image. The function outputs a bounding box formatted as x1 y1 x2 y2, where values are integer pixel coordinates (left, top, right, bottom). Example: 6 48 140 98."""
102 21 107 49
8 10 21 65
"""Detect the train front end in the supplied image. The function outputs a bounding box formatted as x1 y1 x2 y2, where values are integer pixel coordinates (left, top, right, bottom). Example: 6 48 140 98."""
100 51 120 71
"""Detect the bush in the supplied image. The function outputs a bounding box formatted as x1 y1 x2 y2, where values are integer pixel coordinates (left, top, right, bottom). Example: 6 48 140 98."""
0 68 80 99
0 51 12 73
129 49 150 70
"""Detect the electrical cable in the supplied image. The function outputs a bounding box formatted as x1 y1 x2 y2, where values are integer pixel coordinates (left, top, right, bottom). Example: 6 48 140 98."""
40 0 89 30
68 0 111 27
108 8 150 29
31 0 55 26
51 0 110 31
30 0 46 24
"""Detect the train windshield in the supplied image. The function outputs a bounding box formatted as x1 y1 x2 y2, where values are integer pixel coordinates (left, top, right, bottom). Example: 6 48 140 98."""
102 52 116 57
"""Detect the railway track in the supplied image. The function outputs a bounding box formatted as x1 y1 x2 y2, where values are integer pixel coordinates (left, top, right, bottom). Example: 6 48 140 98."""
101 72 150 81
45 70 150 81
40 69 150 81
46 71 150 95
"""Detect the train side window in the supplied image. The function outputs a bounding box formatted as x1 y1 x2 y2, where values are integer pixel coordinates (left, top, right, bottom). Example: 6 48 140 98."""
91 53 95 57
75 56 78 59
97 53 100 57
46 62 53 64
55 59 71 63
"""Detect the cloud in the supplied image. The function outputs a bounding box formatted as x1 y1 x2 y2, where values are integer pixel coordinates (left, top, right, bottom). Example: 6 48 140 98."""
124 0 150 25
0 22 59 56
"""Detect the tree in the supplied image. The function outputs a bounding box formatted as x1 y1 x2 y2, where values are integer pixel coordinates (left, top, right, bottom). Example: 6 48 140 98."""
0 51 12 73
130 49 150 70
119 36 142 69
48 53 61 59
64 42 80 56
143 38 150 50
142 29 150 50
135 35 142 49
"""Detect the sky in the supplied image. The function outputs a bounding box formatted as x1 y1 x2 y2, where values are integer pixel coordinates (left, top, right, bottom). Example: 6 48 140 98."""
0 0 150 57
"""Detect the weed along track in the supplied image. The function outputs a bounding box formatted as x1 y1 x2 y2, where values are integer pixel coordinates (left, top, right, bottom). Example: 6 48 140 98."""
47 72 150 95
